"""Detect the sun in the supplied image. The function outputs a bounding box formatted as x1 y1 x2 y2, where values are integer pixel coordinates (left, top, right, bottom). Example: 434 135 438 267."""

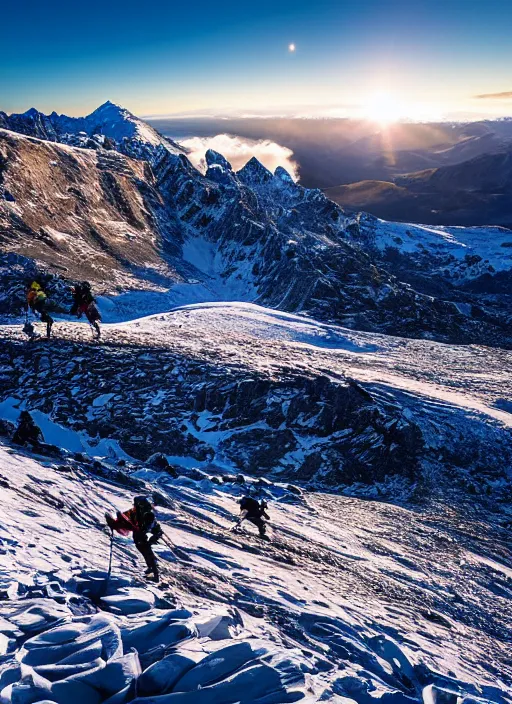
363 91 405 125
288 43 296 52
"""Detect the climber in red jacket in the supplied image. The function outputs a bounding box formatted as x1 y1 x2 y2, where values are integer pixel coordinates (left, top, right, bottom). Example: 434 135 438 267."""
105 496 163 582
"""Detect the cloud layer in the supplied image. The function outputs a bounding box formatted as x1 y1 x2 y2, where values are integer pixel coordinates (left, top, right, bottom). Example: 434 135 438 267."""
475 91 512 100
180 134 299 181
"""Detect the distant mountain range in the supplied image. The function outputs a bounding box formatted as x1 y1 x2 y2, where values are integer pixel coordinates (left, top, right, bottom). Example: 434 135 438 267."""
1 102 511 347
326 146 512 227
152 115 512 226
151 115 512 180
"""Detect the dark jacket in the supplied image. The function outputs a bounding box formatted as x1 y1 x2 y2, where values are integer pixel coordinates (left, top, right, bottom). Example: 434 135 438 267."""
240 497 269 520
13 416 44 446
71 284 98 317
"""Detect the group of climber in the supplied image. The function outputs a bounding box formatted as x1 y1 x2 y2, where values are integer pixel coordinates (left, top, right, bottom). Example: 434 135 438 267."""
104 493 270 583
11 411 271 584
23 280 101 340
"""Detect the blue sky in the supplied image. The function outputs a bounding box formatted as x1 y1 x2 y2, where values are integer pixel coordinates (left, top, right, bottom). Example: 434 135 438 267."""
3 0 512 119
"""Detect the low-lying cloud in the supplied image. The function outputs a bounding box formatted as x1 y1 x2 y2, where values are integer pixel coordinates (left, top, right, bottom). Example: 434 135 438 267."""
179 134 299 181
475 91 512 100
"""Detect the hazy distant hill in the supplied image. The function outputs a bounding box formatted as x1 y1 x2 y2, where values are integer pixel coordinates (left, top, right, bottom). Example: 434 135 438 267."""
326 147 512 227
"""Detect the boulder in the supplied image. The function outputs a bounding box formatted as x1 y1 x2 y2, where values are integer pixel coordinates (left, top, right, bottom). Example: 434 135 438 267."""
173 641 266 692
100 588 156 615
122 612 197 655
138 653 197 696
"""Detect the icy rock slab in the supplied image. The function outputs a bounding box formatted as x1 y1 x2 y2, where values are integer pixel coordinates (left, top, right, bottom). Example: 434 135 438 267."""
0 665 21 693
368 635 415 686
195 610 242 640
172 641 269 692
50 677 103 704
18 614 122 667
72 571 132 600
32 657 105 682
122 610 196 655
262 650 311 691
0 599 72 637
137 653 199 696
131 660 305 703
2 666 59 704
0 616 22 639
101 588 156 615
0 633 12 656
67 650 141 698
423 685 459 704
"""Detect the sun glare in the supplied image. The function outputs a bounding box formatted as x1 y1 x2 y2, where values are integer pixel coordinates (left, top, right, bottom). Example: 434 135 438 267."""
363 92 405 124
361 91 442 124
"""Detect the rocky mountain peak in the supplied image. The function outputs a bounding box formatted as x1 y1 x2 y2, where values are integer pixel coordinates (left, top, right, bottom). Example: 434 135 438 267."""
205 148 233 171
87 100 131 120
22 107 41 118
274 165 295 183
236 156 274 185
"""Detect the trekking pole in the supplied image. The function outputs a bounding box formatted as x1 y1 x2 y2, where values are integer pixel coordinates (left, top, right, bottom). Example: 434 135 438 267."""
230 517 245 532
103 529 115 594
161 530 191 562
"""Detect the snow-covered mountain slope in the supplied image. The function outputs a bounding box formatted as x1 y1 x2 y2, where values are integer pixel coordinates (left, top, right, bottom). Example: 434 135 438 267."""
0 303 510 494
0 129 186 297
348 213 512 333
0 101 185 163
154 148 512 347
354 216 512 278
1 103 512 346
0 432 510 703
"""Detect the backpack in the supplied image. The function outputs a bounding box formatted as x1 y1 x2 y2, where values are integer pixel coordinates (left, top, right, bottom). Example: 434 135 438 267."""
134 496 155 532
240 496 261 515
81 281 94 305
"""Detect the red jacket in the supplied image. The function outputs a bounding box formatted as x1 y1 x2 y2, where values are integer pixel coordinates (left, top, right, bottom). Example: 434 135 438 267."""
106 506 162 542
107 508 142 536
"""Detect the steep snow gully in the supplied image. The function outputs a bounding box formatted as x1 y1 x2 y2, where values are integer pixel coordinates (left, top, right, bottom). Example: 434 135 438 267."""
0 302 511 704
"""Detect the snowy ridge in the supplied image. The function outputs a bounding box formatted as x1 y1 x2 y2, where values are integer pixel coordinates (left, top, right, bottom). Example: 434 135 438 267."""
354 214 512 278
0 302 511 492
0 101 185 162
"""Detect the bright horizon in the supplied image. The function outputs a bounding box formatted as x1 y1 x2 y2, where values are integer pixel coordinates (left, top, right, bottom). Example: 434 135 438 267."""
3 0 512 123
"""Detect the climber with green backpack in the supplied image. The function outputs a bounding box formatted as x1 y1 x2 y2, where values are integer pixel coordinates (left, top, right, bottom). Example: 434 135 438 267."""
25 281 53 339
